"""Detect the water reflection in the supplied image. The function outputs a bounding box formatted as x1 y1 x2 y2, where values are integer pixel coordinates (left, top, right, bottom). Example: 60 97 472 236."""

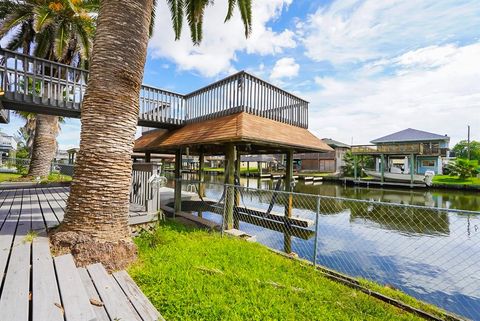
176 173 480 211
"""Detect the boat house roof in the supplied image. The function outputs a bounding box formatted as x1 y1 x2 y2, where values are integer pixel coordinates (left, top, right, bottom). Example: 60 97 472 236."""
322 138 350 148
134 112 332 155
371 128 450 144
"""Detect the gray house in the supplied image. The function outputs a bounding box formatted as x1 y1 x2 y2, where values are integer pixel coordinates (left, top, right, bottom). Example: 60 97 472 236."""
354 128 450 175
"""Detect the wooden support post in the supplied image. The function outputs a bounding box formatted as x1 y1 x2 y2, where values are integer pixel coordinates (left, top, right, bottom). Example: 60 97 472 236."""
259 161 263 177
353 155 358 180
234 149 241 229
198 152 205 218
224 143 235 230
246 161 250 177
145 152 151 163
199 152 205 197
410 153 414 187
380 154 385 184
174 149 182 215
284 150 294 254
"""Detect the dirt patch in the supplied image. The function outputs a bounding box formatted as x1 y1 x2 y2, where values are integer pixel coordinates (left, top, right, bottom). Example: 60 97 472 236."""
50 231 137 272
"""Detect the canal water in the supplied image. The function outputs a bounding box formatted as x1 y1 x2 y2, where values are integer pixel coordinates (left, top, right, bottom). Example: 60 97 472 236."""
167 173 480 319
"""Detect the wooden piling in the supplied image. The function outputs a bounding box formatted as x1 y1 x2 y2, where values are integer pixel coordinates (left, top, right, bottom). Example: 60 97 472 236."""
224 143 235 229
174 149 182 215
284 150 294 253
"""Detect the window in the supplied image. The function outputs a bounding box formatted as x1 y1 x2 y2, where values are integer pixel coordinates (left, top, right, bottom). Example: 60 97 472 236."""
421 160 435 167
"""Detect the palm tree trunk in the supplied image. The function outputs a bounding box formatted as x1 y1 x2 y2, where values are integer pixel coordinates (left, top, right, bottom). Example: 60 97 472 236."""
27 114 58 177
54 0 154 269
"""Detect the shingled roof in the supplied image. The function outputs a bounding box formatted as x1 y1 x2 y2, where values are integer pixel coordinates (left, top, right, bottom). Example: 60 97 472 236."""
134 112 332 155
371 128 450 144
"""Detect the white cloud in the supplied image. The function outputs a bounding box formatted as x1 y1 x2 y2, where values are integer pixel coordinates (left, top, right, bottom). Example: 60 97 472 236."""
306 43 480 145
270 57 299 79
300 0 480 64
148 0 296 77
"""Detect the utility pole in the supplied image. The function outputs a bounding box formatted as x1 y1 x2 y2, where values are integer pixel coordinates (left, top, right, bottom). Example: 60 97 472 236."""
467 125 471 160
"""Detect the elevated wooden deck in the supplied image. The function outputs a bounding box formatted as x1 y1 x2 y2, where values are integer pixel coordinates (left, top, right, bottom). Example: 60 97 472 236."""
0 187 163 321
0 48 309 129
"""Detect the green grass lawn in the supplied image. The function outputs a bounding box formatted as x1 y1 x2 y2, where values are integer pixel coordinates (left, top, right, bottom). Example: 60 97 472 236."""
0 172 72 183
432 175 480 186
0 172 22 182
129 220 442 321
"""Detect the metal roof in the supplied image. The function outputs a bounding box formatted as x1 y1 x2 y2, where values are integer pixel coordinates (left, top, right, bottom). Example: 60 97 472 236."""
322 138 350 148
371 128 450 144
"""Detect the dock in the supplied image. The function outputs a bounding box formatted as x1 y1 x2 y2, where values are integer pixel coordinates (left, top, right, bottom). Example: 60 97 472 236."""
0 187 163 321
343 178 427 188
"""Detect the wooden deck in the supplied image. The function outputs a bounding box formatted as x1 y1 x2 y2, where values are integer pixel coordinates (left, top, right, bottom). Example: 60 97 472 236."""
0 187 164 321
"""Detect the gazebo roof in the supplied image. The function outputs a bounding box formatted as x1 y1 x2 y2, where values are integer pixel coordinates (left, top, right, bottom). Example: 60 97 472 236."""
134 112 332 155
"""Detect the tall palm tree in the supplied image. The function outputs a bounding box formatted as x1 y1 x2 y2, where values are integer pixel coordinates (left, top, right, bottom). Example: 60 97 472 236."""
56 0 252 268
0 0 98 177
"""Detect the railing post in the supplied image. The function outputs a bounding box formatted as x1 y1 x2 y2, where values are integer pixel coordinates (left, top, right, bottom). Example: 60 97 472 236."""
313 196 321 266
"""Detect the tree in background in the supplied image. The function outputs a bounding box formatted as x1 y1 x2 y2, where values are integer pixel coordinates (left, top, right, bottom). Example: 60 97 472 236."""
342 150 374 177
451 140 480 161
0 0 98 177
447 158 479 180
54 0 252 270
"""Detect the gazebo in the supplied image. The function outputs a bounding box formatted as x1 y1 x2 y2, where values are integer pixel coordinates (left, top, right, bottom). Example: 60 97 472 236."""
134 111 332 235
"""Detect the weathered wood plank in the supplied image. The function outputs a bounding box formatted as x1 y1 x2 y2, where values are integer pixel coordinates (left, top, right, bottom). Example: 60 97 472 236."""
41 188 65 222
87 263 142 321
0 190 19 287
77 267 110 321
113 270 163 321
35 188 60 228
30 188 46 233
0 189 16 224
54 254 97 321
32 234 64 321
0 190 31 321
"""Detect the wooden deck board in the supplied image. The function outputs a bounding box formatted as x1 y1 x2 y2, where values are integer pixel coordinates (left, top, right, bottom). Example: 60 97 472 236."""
35 188 61 228
0 188 160 321
87 263 142 321
54 254 97 321
41 188 65 222
113 270 163 321
0 190 31 321
32 234 64 321
78 267 111 321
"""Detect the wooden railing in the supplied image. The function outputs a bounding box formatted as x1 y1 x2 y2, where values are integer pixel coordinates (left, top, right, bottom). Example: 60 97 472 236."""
352 143 447 155
0 48 309 128
185 72 309 128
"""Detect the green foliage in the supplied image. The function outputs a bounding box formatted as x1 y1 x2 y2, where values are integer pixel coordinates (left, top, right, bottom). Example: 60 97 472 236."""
342 150 374 177
0 173 22 182
0 0 98 63
129 220 436 321
432 175 480 186
451 140 480 161
166 0 252 45
446 158 479 180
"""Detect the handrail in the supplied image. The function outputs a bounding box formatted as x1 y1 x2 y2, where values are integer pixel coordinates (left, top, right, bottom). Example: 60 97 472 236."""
0 48 309 128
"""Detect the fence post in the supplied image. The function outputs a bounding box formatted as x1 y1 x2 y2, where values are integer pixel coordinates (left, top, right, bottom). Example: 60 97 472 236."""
221 184 228 237
313 196 320 267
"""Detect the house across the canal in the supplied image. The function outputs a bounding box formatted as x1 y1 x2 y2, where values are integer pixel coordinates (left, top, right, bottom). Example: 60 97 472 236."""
353 128 450 176
294 138 350 173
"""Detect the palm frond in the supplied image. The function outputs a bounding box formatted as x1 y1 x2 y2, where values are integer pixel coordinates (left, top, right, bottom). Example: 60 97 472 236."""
236 0 252 37
0 11 32 37
149 0 158 37
166 0 183 40
53 21 69 60
32 5 54 32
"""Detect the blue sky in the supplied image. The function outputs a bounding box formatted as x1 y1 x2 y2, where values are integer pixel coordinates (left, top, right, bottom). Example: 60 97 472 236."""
2 0 480 149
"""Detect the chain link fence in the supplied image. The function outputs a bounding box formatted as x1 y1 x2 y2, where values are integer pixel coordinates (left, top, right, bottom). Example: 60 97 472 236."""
0 157 74 176
179 179 480 320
